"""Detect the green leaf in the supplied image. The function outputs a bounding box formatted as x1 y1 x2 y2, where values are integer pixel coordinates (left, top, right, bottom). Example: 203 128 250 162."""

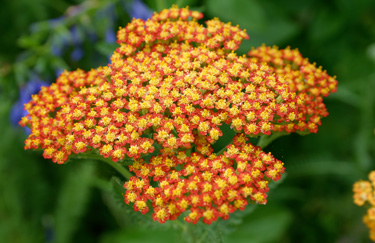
54 162 95 243
100 226 179 243
18 34 43 49
51 56 69 71
211 123 236 153
34 57 48 74
224 205 292 243
367 43 375 63
13 62 29 84
287 159 363 180
308 9 344 44
328 86 361 108
206 0 266 32
178 204 257 243
95 42 119 57
0 100 50 242
106 176 154 226
206 0 300 53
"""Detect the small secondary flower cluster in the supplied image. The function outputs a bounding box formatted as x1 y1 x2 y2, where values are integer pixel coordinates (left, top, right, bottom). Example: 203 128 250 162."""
353 171 375 241
248 45 336 133
20 6 337 224
125 134 284 223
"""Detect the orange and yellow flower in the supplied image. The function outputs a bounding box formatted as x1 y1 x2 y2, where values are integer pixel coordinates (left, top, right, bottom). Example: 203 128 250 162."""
353 171 375 241
20 6 337 224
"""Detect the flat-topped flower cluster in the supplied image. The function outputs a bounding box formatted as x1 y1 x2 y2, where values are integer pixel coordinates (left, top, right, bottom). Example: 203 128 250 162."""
20 6 337 224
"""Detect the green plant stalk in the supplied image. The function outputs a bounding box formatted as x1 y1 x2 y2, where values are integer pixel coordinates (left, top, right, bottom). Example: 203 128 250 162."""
74 153 132 179
257 132 289 149
216 143 228 155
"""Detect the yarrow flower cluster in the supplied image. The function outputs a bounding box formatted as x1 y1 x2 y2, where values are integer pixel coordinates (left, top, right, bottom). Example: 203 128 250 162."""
19 6 337 224
353 171 375 241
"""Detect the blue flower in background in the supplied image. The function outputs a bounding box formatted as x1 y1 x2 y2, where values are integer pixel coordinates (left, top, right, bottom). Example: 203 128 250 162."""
10 77 49 134
48 15 86 61
55 68 65 78
50 24 85 61
47 1 153 64
102 1 153 44
48 17 70 57
11 1 154 133
127 0 153 20
69 25 84 61
105 26 117 43
103 6 117 43
70 46 84 61
51 34 69 57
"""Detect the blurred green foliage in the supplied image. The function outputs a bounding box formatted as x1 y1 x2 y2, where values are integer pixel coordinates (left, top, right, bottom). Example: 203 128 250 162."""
1 0 375 242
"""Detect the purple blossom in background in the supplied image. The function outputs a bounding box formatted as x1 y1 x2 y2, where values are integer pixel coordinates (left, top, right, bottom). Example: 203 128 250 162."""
49 17 70 57
69 25 84 61
10 77 49 134
87 30 98 42
128 0 153 20
105 27 117 43
97 5 118 62
55 68 65 78
30 16 64 33
48 16 65 27
51 25 84 61
48 15 86 61
70 25 83 45
104 6 117 43
51 34 69 57
70 47 84 61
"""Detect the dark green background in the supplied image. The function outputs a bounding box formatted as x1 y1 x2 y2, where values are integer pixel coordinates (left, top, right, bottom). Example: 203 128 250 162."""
1 0 374 242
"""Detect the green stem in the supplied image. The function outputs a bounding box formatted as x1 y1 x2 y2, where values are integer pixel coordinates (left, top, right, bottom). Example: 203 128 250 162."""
216 145 228 155
74 153 132 180
173 219 187 232
257 132 289 149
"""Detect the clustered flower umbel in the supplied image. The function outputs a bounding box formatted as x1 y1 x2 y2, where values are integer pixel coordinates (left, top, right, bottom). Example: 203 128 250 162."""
20 6 337 224
353 171 375 241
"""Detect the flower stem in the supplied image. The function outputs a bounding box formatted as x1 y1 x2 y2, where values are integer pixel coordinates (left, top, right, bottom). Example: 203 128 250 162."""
101 158 133 180
73 153 132 180
173 219 187 232
257 132 289 149
216 145 228 155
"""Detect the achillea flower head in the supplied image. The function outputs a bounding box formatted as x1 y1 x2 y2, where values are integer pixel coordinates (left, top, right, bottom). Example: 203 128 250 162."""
20 6 337 224
248 45 337 134
353 171 375 241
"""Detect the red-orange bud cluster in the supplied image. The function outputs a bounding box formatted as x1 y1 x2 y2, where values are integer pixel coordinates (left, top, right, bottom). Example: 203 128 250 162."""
353 171 375 241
